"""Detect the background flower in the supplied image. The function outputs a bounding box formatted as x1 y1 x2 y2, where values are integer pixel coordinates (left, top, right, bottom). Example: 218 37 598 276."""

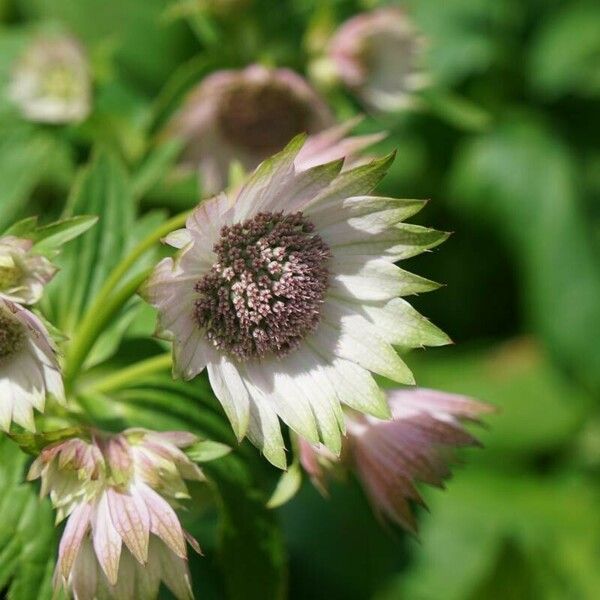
167 64 334 193
328 7 429 111
8 33 91 124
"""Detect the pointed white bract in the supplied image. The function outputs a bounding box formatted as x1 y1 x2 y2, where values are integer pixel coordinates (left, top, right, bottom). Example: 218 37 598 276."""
0 235 57 305
168 64 336 194
0 297 64 432
143 137 450 468
299 388 494 533
328 7 429 112
9 33 91 124
28 429 204 600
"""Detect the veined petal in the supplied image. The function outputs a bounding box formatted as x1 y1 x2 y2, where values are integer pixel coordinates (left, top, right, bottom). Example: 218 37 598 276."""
93 494 123 585
106 488 151 565
58 502 92 579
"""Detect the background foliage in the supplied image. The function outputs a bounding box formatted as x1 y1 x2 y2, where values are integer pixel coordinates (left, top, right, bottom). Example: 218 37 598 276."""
0 0 598 598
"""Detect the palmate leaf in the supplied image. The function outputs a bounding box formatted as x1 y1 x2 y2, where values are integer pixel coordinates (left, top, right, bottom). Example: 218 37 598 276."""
77 371 288 600
0 437 60 600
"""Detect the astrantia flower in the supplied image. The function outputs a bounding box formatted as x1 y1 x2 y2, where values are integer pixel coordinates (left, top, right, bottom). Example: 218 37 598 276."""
168 64 334 194
28 429 203 599
0 235 56 304
9 34 91 124
299 388 493 533
143 137 450 468
328 7 428 112
0 298 64 431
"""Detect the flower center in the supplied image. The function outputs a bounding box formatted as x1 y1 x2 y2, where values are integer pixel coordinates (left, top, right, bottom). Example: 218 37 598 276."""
218 83 312 155
194 211 331 361
0 307 25 362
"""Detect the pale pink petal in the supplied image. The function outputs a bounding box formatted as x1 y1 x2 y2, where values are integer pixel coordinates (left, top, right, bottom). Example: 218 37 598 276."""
106 488 151 565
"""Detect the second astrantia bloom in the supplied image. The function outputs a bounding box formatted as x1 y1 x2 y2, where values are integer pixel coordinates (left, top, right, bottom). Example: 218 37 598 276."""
168 64 334 194
0 297 64 431
143 137 450 467
28 429 203 599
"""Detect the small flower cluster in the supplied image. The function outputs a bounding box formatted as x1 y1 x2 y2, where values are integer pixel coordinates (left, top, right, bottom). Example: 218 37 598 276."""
28 429 202 599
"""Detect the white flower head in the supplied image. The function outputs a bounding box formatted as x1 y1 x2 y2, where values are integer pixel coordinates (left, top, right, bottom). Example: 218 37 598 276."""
328 7 429 112
28 429 204 599
168 64 334 194
299 388 494 533
0 235 57 305
143 137 450 468
9 33 91 124
0 297 64 431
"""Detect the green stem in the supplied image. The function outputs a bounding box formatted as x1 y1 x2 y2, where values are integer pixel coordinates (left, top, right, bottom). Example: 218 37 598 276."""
94 211 190 311
64 269 152 386
64 210 189 386
84 353 172 395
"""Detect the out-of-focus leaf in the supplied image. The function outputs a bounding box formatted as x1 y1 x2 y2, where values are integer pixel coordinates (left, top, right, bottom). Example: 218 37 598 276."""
529 1 600 98
377 470 600 600
407 0 520 84
48 148 135 334
405 338 591 458
131 138 184 200
204 455 288 600
450 117 600 393
0 124 57 232
0 437 59 600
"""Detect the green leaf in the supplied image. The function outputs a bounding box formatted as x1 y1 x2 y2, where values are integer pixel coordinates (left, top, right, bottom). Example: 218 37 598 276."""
48 148 135 334
267 459 302 509
0 437 59 600
187 440 232 463
378 470 600 600
5 215 99 256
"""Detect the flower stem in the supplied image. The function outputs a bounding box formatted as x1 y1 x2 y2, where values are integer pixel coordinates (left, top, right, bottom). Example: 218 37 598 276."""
84 353 172 395
64 269 153 385
64 211 189 386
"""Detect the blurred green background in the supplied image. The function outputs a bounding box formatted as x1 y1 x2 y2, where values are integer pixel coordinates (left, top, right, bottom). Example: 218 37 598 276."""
0 0 599 598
